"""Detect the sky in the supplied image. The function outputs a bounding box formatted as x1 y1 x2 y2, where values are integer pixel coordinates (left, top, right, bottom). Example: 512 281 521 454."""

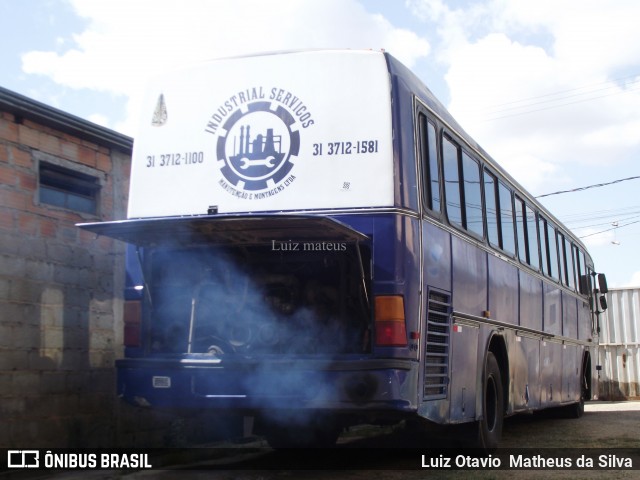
1 0 639 287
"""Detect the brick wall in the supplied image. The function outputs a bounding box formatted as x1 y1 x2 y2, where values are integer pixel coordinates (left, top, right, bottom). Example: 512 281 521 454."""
0 86 249 448
0 100 242 449
0 110 130 447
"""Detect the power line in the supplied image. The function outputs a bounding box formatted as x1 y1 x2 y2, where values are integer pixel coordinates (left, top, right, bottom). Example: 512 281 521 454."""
473 72 640 122
561 205 640 223
535 175 640 198
570 213 640 230
479 72 640 112
482 83 640 121
579 219 640 239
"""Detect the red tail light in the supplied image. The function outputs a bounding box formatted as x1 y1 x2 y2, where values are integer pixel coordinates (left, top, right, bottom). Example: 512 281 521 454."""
123 300 141 347
374 295 407 347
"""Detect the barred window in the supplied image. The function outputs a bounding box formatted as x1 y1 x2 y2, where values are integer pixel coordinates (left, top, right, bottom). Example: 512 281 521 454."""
39 162 99 214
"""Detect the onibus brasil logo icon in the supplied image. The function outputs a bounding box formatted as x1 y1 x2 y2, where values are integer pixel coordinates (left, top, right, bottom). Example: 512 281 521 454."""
205 87 314 199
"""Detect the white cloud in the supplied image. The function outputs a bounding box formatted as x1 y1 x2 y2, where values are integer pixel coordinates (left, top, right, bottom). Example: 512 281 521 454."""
87 113 109 128
21 0 429 134
626 271 640 287
408 0 640 193
578 229 616 249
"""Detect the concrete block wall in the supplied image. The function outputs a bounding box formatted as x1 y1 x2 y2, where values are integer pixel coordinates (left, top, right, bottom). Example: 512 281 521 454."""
0 97 241 449
0 109 130 447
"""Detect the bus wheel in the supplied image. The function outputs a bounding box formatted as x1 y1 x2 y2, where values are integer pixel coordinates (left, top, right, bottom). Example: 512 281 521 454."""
562 366 587 418
564 396 585 418
475 351 504 451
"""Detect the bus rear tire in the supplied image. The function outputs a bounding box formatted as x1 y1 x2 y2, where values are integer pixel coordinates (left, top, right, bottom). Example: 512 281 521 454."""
558 359 588 419
562 367 586 418
564 397 585 418
474 351 504 451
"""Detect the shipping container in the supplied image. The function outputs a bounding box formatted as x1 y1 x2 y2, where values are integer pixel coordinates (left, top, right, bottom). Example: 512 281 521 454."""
599 287 640 399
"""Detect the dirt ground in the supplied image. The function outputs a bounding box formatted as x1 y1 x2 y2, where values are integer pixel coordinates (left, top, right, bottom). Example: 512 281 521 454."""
18 401 640 480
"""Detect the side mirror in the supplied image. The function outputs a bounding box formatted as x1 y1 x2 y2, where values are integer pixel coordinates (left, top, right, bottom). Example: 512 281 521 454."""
599 295 608 311
598 273 608 294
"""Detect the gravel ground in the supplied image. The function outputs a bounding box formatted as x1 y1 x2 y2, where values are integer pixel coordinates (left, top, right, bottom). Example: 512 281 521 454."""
10 401 640 480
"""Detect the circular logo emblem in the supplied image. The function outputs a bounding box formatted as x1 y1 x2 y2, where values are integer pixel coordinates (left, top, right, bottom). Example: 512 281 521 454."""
216 101 300 191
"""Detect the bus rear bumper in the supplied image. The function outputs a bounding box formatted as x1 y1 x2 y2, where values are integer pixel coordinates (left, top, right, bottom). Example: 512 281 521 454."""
116 357 417 417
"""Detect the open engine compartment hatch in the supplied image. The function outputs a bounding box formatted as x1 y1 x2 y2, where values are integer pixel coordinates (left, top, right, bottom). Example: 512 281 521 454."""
79 214 372 356
77 214 369 247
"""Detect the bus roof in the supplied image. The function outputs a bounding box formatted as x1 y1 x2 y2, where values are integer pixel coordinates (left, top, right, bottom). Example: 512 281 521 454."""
125 48 588 255
385 54 590 254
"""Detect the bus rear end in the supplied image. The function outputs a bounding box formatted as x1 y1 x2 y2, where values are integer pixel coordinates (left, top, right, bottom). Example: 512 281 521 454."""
79 50 420 447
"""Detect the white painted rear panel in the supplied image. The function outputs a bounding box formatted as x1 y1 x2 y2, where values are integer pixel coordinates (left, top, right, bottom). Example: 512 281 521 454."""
127 50 394 218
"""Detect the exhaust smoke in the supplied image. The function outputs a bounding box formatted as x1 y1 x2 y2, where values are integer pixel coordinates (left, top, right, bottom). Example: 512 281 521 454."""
144 240 371 368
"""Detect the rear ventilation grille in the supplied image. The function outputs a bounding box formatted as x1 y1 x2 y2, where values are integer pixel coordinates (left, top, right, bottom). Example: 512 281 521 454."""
423 289 451 400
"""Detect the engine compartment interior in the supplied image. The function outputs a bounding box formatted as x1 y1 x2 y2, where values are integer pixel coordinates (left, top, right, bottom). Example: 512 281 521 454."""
145 243 372 355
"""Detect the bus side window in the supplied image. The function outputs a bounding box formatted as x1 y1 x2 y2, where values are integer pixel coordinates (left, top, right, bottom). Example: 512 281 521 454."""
498 182 516 255
564 236 576 290
575 246 589 295
515 196 527 264
442 134 483 237
419 113 441 213
442 135 462 225
484 170 500 247
557 232 566 285
547 223 560 281
526 206 540 270
586 267 595 296
538 216 550 275
461 152 483 238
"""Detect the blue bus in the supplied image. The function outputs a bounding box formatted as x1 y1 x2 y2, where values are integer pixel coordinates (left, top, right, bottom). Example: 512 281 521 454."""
80 50 608 449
